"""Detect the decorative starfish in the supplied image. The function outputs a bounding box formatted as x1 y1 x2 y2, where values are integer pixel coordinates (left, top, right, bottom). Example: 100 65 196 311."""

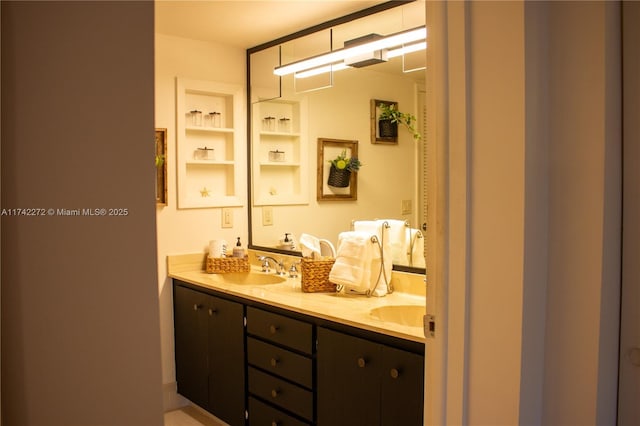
200 187 211 197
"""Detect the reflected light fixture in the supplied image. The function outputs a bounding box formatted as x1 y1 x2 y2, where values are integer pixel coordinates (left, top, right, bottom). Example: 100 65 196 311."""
274 26 427 77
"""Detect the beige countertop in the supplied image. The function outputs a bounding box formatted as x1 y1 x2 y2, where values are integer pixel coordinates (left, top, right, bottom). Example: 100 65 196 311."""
168 252 426 344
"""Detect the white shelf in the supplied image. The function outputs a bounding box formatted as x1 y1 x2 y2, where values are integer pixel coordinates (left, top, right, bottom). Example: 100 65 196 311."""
258 162 301 167
187 126 235 133
259 131 301 137
252 98 309 206
176 78 244 209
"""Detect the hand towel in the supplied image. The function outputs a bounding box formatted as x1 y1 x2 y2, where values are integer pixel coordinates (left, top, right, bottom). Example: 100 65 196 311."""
409 229 426 268
352 220 391 296
329 231 373 291
299 233 321 259
384 219 409 265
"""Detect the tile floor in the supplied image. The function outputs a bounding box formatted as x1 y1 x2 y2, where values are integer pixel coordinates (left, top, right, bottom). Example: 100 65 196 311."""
164 405 226 426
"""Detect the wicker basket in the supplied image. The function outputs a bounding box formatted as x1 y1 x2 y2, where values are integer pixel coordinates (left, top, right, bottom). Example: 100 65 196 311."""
206 256 250 274
300 257 337 293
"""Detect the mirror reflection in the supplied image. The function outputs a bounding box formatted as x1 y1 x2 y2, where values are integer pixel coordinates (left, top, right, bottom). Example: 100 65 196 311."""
248 1 426 271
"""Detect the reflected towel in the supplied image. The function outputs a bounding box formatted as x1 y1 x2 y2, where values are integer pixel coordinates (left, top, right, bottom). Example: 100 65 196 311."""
329 231 373 291
385 219 409 264
409 229 425 268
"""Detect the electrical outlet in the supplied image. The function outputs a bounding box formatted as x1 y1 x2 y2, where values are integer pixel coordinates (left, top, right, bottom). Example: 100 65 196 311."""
222 208 233 228
401 199 412 215
263 206 273 226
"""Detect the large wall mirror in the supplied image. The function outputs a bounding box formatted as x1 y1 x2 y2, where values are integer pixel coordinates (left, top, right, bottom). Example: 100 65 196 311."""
247 1 426 273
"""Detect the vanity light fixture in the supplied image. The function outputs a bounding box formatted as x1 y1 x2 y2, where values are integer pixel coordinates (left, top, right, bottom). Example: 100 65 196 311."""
387 41 427 59
274 26 427 77
294 62 350 79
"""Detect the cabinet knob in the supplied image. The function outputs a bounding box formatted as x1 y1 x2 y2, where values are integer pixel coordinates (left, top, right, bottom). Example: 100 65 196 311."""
208 308 217 316
390 368 400 379
271 389 279 398
357 357 366 368
271 421 280 426
270 357 279 367
193 304 201 311
269 325 278 334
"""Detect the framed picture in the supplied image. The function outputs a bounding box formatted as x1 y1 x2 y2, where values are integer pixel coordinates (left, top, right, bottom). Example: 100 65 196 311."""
317 138 359 201
155 128 168 206
370 99 398 144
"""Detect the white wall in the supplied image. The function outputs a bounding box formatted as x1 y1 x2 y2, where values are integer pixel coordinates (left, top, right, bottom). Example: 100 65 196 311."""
427 1 622 425
154 33 247 409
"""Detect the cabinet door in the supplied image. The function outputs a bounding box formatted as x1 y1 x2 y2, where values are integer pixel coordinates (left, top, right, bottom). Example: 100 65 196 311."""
380 346 424 426
174 285 209 409
317 327 381 426
207 295 245 426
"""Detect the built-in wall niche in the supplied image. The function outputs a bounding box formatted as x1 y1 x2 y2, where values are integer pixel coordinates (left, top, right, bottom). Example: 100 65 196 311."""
252 98 308 205
176 78 244 208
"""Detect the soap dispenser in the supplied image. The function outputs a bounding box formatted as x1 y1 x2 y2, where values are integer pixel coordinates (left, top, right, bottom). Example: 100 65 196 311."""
232 237 245 258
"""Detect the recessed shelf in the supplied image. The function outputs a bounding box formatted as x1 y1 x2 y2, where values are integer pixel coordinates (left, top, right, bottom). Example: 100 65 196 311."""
177 78 245 209
252 98 309 206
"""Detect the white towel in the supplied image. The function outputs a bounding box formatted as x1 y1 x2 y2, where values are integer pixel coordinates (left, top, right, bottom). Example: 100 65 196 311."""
329 231 373 291
352 220 391 296
299 233 321 259
409 229 426 268
385 219 409 264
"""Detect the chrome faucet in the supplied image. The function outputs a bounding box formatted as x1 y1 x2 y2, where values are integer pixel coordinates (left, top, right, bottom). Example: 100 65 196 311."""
258 255 286 275
288 261 300 278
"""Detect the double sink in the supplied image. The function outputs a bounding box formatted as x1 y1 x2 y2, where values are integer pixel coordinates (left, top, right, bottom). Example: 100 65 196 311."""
207 271 425 328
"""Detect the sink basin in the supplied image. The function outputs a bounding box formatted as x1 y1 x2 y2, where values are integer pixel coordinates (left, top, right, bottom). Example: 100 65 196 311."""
210 272 286 285
369 305 425 327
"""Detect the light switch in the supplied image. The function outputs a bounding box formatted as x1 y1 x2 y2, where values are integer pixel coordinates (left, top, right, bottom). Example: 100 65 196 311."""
401 199 412 215
263 206 273 226
222 208 233 228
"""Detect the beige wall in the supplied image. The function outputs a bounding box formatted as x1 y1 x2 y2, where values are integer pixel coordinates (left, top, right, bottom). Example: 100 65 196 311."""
154 33 246 409
1 2 164 425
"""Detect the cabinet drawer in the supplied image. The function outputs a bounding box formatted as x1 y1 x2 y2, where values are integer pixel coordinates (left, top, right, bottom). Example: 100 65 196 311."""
248 337 312 389
247 307 313 354
248 397 311 426
248 367 313 421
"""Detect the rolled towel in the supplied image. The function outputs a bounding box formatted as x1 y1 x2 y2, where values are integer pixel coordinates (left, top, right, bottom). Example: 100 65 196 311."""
329 231 373 291
299 233 321 259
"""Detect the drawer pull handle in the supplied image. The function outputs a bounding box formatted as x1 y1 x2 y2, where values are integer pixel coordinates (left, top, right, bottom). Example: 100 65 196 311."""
269 325 278 334
270 357 279 367
271 389 279 398
357 357 366 368
390 368 400 379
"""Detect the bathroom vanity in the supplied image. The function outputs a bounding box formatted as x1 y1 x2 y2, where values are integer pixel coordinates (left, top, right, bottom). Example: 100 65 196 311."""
169 253 425 426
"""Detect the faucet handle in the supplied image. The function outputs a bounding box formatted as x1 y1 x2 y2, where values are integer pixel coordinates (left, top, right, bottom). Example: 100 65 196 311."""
288 262 299 278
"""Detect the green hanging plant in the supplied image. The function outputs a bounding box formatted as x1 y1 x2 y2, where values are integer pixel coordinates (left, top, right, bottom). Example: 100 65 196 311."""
379 103 421 140
328 149 362 172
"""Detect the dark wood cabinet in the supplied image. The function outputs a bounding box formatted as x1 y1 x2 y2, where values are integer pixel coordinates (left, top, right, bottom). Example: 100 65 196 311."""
317 327 424 426
174 280 424 426
173 284 245 426
246 307 314 425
